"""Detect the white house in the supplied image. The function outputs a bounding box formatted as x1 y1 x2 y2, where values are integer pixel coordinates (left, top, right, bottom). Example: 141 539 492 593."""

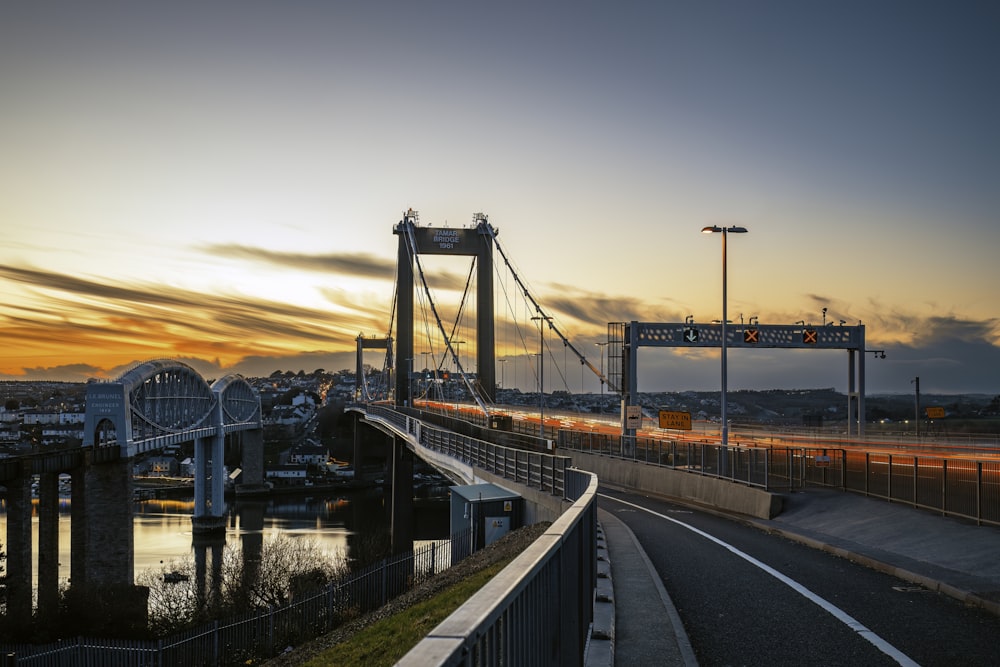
265 465 309 486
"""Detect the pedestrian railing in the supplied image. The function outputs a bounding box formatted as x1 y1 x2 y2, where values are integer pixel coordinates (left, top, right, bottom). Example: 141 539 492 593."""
558 430 1000 527
398 467 598 667
357 403 572 496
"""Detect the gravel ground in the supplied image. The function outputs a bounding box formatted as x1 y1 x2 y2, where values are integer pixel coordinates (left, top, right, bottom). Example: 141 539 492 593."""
264 521 551 666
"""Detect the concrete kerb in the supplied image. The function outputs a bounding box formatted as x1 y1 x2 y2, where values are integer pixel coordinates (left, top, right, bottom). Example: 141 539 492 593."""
586 521 615 667
596 509 698 667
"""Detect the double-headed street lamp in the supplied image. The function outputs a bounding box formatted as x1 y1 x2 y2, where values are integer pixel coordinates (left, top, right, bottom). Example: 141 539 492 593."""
702 224 748 476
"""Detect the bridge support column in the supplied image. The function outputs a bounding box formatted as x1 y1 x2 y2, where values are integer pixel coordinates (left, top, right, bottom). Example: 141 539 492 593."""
70 467 87 591
37 472 61 621
4 467 33 629
193 425 227 534
390 436 414 554
353 412 363 479
64 453 148 635
80 456 135 586
236 427 267 494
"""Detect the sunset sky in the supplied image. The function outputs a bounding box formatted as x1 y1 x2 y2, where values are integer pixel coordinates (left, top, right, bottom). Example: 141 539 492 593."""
2 2 998 395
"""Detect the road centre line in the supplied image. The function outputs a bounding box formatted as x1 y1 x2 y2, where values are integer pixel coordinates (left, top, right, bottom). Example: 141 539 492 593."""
599 493 920 667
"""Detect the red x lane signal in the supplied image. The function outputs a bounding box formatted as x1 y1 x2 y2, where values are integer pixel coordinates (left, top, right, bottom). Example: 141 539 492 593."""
743 328 759 344
803 329 818 344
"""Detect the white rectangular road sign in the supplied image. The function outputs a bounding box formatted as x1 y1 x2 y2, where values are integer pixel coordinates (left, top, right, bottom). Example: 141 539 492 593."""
624 404 643 430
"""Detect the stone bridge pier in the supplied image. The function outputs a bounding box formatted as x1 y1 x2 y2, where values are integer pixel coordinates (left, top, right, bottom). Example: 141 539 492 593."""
1 449 147 634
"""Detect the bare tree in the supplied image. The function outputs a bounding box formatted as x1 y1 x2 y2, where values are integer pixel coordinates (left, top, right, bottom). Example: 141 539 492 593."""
219 535 348 609
136 559 202 635
138 534 349 636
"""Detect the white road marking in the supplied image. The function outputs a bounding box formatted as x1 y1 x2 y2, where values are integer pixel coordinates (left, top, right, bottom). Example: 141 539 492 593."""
601 493 921 667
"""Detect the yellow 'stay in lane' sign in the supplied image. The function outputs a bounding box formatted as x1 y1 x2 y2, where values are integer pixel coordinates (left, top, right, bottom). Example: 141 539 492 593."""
658 410 692 430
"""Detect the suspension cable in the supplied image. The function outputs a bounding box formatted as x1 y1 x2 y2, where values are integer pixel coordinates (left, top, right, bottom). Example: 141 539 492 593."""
487 227 613 390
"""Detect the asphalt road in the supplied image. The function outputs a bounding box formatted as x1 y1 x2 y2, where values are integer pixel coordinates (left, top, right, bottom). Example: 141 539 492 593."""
598 486 1000 666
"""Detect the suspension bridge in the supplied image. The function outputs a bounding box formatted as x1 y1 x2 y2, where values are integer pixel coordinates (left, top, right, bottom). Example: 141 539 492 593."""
355 208 871 438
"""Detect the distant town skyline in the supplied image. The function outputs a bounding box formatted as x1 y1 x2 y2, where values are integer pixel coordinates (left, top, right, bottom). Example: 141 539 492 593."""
2 2 998 395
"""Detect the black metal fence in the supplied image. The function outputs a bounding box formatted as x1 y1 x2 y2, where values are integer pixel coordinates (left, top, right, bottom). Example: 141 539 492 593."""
558 430 1000 527
2 529 470 667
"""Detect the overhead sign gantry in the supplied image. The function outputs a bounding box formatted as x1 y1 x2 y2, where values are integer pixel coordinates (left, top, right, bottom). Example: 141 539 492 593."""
609 320 872 438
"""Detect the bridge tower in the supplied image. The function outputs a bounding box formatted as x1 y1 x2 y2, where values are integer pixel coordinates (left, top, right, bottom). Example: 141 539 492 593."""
393 209 497 405
378 210 497 556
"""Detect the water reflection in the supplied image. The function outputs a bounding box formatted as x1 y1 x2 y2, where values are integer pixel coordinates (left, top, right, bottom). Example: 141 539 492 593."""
1 488 450 585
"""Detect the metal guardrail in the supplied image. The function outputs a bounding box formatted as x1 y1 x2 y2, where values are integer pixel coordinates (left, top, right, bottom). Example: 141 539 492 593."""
358 403 572 496
560 429 775 489
559 430 1000 527
398 468 598 667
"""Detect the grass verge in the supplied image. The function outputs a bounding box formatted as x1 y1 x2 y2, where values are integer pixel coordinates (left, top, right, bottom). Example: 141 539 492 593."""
298 557 515 667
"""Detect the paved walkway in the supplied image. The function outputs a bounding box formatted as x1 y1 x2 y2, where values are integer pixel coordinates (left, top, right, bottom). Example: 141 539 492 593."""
598 508 697 666
748 488 1000 611
590 487 1000 667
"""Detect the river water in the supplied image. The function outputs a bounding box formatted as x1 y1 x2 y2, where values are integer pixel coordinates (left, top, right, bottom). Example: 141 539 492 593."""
1 487 451 585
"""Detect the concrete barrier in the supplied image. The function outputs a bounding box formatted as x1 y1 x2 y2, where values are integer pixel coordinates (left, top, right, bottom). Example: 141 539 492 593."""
569 449 783 519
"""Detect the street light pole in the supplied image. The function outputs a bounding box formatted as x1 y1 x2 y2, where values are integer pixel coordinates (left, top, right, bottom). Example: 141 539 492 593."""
702 224 748 476
497 358 508 391
532 315 552 439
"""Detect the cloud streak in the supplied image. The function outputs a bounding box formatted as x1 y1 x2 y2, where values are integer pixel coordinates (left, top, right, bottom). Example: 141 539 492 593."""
2 256 998 393
0 263 384 379
201 244 396 279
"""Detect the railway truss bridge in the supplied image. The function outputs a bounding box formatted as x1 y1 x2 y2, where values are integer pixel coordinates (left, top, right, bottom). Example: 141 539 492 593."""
1 360 263 630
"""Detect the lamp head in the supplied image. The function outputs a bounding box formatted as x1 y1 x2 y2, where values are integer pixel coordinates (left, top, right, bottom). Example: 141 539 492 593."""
702 225 748 234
